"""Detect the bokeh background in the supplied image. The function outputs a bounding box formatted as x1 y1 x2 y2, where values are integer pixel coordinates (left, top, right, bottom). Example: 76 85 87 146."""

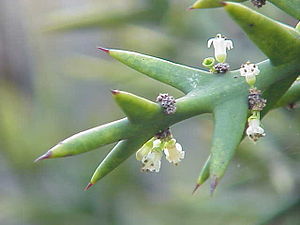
0 0 299 225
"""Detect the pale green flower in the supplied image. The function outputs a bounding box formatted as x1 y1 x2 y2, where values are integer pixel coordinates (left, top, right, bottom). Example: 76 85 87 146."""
164 138 185 165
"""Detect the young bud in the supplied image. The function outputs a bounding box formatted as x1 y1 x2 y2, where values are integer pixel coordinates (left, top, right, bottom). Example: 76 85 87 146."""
251 0 266 8
202 57 215 68
248 88 267 111
156 93 177 115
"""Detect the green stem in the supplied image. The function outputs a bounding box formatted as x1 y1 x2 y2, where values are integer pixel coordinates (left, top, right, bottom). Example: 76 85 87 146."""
275 81 300 108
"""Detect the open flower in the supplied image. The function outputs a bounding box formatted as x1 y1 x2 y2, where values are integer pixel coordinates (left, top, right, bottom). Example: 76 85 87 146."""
136 130 185 172
164 139 185 165
141 150 163 172
240 62 260 86
208 34 233 63
137 138 164 172
136 138 153 161
246 118 265 142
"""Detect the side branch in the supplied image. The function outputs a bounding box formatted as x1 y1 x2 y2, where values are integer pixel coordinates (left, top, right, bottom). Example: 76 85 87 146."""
101 48 213 94
275 80 300 108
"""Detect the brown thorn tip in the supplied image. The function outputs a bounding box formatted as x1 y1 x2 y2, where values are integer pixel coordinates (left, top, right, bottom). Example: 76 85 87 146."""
220 1 227 6
186 6 194 11
97 47 110 53
210 176 218 196
111 89 120 95
84 182 94 191
192 184 201 195
34 151 52 163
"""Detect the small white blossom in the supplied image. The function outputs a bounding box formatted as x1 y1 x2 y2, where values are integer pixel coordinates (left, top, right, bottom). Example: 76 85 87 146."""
136 131 185 172
136 140 153 161
164 139 185 165
208 34 233 63
240 62 260 86
152 139 162 148
141 150 163 172
246 118 265 142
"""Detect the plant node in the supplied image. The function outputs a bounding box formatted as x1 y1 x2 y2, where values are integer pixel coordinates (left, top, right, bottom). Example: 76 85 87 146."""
248 88 267 111
214 63 230 73
251 0 266 8
156 93 176 114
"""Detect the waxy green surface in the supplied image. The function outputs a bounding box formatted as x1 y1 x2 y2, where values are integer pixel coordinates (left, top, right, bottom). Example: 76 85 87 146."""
225 3 300 65
109 50 212 94
191 0 300 20
90 135 152 185
276 81 300 108
191 0 245 9
268 0 300 20
36 2 300 191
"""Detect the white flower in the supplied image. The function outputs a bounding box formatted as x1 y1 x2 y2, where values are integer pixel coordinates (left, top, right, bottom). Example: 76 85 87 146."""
141 150 163 172
136 138 153 161
164 139 185 165
152 139 162 148
240 62 260 86
137 138 163 172
246 118 265 142
208 34 233 63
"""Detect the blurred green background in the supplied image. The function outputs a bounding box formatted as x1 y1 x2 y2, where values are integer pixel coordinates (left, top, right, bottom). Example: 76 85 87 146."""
0 0 299 225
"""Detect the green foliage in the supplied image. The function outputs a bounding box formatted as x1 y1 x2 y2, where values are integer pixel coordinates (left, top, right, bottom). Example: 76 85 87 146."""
190 0 245 9
268 0 300 20
224 3 300 65
108 48 212 94
36 0 300 193
191 0 300 20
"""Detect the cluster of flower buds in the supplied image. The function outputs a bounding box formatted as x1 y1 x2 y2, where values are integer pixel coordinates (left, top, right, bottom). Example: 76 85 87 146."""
202 34 233 74
248 88 267 111
156 93 176 114
240 62 267 142
251 0 266 8
214 63 230 74
136 129 185 172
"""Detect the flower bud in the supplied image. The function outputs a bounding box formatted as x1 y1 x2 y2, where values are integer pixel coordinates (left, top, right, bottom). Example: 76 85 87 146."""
202 57 215 68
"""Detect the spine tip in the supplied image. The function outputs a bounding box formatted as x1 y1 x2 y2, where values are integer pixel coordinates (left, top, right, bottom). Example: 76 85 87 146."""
97 47 110 53
210 176 218 196
34 151 52 163
84 182 94 191
220 1 227 6
111 89 120 95
186 6 194 11
192 184 201 195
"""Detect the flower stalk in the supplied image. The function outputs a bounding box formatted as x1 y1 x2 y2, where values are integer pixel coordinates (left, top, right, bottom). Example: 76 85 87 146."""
240 61 267 142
